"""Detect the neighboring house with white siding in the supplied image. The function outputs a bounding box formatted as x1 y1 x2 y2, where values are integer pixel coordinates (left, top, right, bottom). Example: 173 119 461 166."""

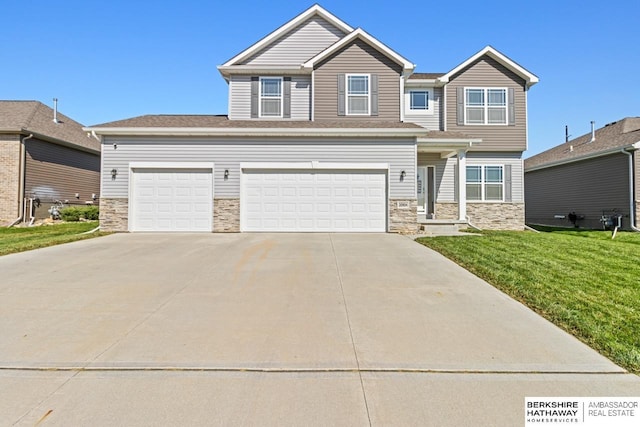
87 4 538 233
525 118 640 230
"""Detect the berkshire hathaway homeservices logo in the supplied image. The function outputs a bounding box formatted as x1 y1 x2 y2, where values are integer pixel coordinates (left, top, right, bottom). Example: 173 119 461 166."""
525 397 639 426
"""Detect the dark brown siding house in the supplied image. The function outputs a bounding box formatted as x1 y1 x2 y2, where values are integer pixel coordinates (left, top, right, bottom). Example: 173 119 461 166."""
0 100 100 225
524 118 640 230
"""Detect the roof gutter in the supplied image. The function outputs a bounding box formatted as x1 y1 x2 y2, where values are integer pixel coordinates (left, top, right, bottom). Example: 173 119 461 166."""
525 143 640 172
19 129 100 155
83 127 427 138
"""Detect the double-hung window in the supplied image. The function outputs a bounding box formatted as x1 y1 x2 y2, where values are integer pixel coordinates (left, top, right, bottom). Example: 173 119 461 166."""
259 77 283 118
466 165 504 201
347 74 369 115
465 88 507 125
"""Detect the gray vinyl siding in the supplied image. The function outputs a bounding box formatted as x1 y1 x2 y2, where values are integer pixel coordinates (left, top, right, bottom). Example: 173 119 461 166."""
525 153 631 229
419 152 523 202
229 75 310 120
314 39 402 121
240 16 346 66
102 136 416 199
404 87 443 130
445 56 527 151
24 138 100 217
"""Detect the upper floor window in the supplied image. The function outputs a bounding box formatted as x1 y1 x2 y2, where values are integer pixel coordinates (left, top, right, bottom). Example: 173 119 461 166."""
347 74 370 115
466 165 503 201
465 88 507 125
410 90 429 110
260 77 283 118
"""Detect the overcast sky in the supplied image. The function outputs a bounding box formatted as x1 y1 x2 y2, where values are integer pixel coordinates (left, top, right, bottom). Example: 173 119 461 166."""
2 0 638 156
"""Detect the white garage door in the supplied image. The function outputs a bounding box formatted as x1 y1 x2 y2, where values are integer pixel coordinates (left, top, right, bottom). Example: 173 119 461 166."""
242 170 386 232
131 168 212 232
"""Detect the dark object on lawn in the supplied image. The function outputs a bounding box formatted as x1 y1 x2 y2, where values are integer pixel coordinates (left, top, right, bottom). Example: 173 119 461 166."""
567 212 584 228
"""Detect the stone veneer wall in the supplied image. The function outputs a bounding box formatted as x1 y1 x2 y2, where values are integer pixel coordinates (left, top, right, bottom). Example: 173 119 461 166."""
214 198 240 232
0 135 21 222
467 203 524 230
389 199 419 234
99 198 129 232
636 201 640 230
434 203 458 220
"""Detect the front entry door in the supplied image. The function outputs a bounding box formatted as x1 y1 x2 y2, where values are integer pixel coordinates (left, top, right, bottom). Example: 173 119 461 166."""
417 166 435 217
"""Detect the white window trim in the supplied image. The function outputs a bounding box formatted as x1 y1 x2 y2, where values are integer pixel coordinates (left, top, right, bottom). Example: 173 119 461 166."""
466 164 505 202
464 87 508 126
346 73 371 116
259 76 283 118
405 88 434 115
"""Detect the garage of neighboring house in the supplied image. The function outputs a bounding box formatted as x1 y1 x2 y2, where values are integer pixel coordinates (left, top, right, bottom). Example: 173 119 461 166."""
129 163 213 232
240 163 388 232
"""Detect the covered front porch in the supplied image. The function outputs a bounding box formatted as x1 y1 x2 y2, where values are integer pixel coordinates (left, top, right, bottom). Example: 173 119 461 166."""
415 132 481 230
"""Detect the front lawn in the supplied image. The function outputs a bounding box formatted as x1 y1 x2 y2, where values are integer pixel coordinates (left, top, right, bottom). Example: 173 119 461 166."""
416 228 640 374
0 222 107 256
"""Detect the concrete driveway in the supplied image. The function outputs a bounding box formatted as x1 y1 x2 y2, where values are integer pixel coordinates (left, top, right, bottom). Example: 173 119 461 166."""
0 233 638 426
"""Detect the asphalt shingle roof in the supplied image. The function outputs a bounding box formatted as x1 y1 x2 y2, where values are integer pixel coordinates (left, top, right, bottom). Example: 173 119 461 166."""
0 101 99 152
408 73 445 80
525 118 640 170
90 115 424 129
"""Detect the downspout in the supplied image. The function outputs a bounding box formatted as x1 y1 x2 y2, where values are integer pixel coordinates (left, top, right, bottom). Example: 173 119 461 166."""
621 148 640 232
8 133 33 227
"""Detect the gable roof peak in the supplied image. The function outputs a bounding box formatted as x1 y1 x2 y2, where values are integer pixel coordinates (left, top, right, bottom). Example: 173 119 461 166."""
438 45 539 88
302 27 416 72
220 4 353 68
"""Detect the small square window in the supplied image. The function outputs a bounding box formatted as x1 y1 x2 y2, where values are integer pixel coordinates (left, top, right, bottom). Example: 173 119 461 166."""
410 91 429 110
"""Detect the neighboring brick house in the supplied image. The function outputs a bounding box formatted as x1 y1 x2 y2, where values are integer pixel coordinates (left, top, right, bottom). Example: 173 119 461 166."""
87 5 538 233
525 118 640 230
0 101 100 225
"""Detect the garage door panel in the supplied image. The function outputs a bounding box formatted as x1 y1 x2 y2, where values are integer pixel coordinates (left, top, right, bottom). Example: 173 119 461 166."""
242 170 386 232
131 168 212 232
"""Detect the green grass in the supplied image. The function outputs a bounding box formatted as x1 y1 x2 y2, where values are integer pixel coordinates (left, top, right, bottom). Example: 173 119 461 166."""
416 228 640 374
0 222 108 256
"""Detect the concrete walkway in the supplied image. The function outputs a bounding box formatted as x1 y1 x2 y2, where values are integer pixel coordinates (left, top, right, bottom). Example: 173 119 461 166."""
0 233 638 426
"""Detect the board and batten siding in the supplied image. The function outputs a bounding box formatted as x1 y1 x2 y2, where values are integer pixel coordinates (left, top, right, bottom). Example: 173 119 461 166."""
404 87 443 130
525 153 631 229
240 16 346 66
445 56 527 151
314 39 402 121
229 75 310 120
418 152 523 202
102 136 416 199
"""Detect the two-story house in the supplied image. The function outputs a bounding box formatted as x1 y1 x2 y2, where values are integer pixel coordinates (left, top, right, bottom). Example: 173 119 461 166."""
87 5 538 233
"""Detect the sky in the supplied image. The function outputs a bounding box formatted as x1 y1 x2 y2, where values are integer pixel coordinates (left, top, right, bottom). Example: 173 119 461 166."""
2 0 638 157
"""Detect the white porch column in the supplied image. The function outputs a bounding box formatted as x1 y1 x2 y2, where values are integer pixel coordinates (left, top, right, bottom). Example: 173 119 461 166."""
457 150 467 221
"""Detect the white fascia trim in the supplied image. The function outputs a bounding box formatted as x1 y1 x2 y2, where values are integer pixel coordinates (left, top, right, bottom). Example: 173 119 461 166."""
86 127 426 138
417 138 481 144
220 5 353 67
302 28 416 72
525 144 638 172
241 161 389 170
217 65 310 79
130 162 215 170
438 46 539 87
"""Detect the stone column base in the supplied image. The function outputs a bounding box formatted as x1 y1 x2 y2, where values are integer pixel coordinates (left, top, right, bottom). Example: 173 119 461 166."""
214 198 240 232
389 199 418 234
99 198 128 232
434 202 458 220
